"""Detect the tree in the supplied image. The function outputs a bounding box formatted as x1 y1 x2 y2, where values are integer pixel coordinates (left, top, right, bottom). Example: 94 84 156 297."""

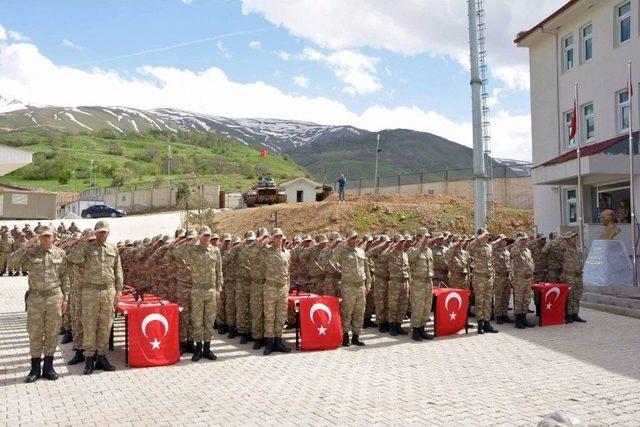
110 168 133 187
57 169 71 185
107 142 124 155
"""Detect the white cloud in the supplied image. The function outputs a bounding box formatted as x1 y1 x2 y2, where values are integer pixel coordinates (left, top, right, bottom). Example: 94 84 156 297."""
62 39 82 50
0 41 532 160
292 75 309 88
181 0 193 4
249 40 262 50
0 25 28 42
275 50 290 60
241 0 562 91
300 47 381 95
0 25 6 41
216 40 231 59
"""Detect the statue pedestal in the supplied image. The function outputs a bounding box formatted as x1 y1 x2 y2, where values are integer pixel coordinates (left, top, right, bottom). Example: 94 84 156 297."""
584 240 633 287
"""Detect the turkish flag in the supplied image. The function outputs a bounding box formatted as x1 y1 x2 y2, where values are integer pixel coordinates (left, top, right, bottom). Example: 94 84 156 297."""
532 283 571 326
433 288 470 336
299 296 342 351
569 99 577 141
126 302 180 367
259 149 268 157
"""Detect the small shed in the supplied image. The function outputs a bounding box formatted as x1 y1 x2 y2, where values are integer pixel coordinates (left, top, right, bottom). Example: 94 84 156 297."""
279 177 324 203
0 185 57 219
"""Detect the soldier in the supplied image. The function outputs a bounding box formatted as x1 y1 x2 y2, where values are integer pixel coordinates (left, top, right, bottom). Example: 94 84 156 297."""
68 222 80 234
22 223 35 238
218 233 234 335
170 229 196 353
300 234 328 294
561 231 585 323
0 229 17 276
429 233 449 286
262 228 293 355
235 231 255 343
467 228 499 334
68 220 123 374
10 226 69 382
445 235 470 290
407 228 434 341
224 235 242 338
57 222 67 235
542 233 565 282
248 228 269 349
386 234 410 336
174 226 223 361
333 230 370 347
10 224 19 239
529 234 548 283
320 232 342 297
34 222 43 234
492 234 513 324
371 235 391 332
510 232 536 329
290 235 312 292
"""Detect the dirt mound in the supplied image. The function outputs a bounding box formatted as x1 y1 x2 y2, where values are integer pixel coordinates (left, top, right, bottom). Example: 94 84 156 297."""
210 194 533 237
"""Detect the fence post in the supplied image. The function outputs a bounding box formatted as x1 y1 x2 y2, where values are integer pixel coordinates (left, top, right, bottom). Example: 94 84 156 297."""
420 172 425 194
358 178 362 196
397 175 401 194
150 185 154 210
131 185 135 212
444 170 449 196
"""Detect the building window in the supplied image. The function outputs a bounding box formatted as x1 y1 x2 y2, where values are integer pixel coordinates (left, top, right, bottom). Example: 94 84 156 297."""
581 24 592 62
566 189 577 225
563 34 574 71
583 103 595 141
563 110 575 148
617 1 631 45
617 89 630 133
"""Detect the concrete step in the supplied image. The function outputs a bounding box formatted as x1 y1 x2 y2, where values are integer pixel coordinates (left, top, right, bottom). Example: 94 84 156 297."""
582 292 640 319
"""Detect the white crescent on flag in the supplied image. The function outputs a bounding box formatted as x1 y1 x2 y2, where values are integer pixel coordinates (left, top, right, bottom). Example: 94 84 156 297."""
545 287 560 302
309 303 332 324
141 313 169 338
444 291 462 313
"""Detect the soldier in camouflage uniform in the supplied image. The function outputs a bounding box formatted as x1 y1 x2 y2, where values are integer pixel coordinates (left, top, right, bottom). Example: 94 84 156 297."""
22 223 35 238
174 226 223 361
218 233 234 335
445 235 470 290
300 234 328 294
235 231 255 343
492 234 513 324
510 232 535 329
248 228 269 349
467 228 499 334
320 232 342 297
10 226 69 383
364 235 389 329
371 235 391 332
542 234 565 282
0 229 17 276
290 235 312 292
429 233 448 286
262 228 293 354
407 228 434 341
170 229 196 353
224 235 242 338
333 230 370 347
561 231 585 323
386 234 410 336
68 220 123 375
528 234 548 315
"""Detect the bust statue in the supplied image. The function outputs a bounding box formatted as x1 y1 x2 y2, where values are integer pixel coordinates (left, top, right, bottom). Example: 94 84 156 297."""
599 209 621 240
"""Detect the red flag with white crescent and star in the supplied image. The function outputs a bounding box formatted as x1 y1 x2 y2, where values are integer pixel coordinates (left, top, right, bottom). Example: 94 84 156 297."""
126 302 180 367
259 149 268 157
433 287 470 336
532 283 571 326
299 296 342 351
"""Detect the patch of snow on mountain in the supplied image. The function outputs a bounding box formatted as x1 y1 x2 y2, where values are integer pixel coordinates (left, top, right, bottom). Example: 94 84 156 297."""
129 119 139 133
107 121 125 134
64 112 93 131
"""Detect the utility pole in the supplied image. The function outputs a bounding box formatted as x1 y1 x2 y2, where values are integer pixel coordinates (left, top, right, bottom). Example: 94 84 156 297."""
374 133 380 194
468 0 487 230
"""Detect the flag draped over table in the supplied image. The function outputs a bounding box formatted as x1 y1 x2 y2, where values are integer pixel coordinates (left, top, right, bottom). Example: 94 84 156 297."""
433 288 470 336
299 296 342 351
127 303 180 367
532 283 571 326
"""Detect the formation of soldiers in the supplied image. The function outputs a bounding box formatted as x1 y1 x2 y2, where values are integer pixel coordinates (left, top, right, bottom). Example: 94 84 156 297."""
5 219 585 383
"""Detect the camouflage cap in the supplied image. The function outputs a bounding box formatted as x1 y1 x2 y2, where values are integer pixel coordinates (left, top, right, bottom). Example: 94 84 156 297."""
222 233 232 241
363 234 373 242
451 234 462 242
143 237 151 244
199 226 212 236
431 232 444 239
162 235 171 243
124 239 131 245
185 229 197 239
379 234 390 242
315 234 328 243
515 231 528 240
494 233 507 241
232 236 241 244
302 234 312 241
94 220 110 232
256 227 269 238
476 227 489 237
292 235 302 243
416 227 430 237
346 229 358 239
211 233 220 239
443 231 451 238
272 228 284 237
536 233 547 240
38 225 55 236
393 234 405 243
564 231 579 239
175 228 186 238
403 234 412 241
244 230 256 241
329 231 343 241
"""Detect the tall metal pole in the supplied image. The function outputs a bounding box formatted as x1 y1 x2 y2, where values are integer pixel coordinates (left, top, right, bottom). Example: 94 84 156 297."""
575 83 584 252
628 61 637 286
468 0 486 230
374 134 380 194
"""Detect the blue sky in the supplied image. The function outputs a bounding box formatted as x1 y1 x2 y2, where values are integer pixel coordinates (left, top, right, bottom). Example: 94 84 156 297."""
0 0 564 160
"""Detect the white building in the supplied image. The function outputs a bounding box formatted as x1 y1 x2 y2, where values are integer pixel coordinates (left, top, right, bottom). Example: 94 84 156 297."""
279 177 323 203
516 0 640 256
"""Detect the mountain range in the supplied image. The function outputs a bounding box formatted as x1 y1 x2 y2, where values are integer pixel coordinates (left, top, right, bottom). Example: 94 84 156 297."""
0 96 530 181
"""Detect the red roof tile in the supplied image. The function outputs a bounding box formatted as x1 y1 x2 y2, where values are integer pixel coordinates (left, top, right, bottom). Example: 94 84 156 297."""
535 132 638 168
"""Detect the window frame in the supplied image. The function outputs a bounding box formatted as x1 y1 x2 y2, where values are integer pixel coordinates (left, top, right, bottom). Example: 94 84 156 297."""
582 102 595 142
562 34 575 72
617 89 630 134
581 23 593 63
565 188 578 226
616 1 632 46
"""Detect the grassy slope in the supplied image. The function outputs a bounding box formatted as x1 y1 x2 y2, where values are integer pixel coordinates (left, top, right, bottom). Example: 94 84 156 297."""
0 132 309 193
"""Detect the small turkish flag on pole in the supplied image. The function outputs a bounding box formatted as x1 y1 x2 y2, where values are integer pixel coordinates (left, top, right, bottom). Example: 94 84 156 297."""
259 149 268 157
569 98 577 142
299 296 342 351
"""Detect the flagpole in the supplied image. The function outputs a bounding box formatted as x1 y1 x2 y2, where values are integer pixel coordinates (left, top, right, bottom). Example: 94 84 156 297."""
629 61 637 286
374 134 380 194
575 83 584 253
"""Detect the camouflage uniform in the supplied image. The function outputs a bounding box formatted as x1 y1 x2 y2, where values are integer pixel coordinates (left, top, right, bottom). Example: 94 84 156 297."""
430 241 448 286
386 244 410 329
247 240 267 341
262 243 290 339
0 233 16 274
222 241 239 331
492 240 511 319
300 240 326 294
529 240 548 283
319 242 341 297
235 237 254 339
467 237 494 323
171 241 194 343
407 243 434 330
561 242 583 316
334 240 370 337
543 238 565 282
372 246 390 327
445 241 470 290
510 242 534 315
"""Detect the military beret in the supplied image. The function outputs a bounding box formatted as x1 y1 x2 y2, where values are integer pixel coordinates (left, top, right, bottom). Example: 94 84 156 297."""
316 234 328 243
94 220 110 232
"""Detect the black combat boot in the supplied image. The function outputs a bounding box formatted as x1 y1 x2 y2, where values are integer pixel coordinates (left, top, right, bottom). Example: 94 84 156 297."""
515 314 525 329
42 356 59 380
411 328 423 341
67 349 85 365
58 327 66 336
218 323 229 335
483 321 499 333
389 323 398 337
185 341 195 353
191 342 203 362
522 314 536 328
565 315 574 324
60 330 73 344
202 342 217 360
263 338 274 355
342 332 350 347
395 323 408 335
477 320 485 334
274 337 292 353
83 357 94 375
496 315 504 324
351 334 365 346
363 317 374 328
22 270 28 276
502 315 514 323
252 338 264 350
8 271 13 276
239 333 250 344
572 314 586 323
227 327 240 339
180 341 187 355
378 322 389 333
95 355 116 371
25 358 41 383
419 327 434 340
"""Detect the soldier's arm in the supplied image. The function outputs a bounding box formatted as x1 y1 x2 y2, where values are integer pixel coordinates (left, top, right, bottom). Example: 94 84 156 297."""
215 250 224 291
364 256 372 289
59 254 71 298
114 252 124 292
8 246 27 269
68 243 86 264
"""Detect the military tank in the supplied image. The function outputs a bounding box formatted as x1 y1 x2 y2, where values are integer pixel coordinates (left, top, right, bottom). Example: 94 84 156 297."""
242 176 287 208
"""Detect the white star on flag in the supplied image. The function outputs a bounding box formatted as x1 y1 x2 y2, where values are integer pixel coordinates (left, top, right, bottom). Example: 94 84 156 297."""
317 325 327 335
150 338 161 350
546 303 552 310
449 312 457 321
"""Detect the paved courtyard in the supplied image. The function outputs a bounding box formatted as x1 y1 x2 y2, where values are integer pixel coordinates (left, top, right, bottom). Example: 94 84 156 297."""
1 276 639 426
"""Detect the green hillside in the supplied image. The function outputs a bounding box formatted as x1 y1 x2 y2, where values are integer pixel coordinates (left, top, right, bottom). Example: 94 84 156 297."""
0 130 309 193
